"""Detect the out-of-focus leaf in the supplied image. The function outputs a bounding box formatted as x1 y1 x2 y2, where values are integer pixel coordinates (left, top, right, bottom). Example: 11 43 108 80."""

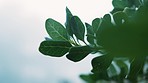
132 0 141 7
80 73 109 83
103 14 111 23
127 57 145 82
70 16 85 41
107 63 118 77
80 74 95 83
85 23 95 45
39 41 72 57
115 60 128 78
45 18 69 41
65 7 73 37
66 46 92 62
91 54 113 73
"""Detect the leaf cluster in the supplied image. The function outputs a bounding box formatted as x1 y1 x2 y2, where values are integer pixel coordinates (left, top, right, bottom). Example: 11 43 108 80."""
39 0 148 82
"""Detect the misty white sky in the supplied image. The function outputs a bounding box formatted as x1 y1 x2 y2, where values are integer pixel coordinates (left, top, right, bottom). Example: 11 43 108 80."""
0 0 113 83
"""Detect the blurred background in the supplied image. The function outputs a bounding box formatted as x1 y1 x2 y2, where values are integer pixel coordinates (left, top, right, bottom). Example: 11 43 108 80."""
0 0 113 83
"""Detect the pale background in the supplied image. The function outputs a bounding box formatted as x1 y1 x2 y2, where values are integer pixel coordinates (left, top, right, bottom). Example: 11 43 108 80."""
0 0 113 83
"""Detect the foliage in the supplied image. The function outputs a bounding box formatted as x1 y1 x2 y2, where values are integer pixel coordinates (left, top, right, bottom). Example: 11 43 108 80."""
39 0 148 83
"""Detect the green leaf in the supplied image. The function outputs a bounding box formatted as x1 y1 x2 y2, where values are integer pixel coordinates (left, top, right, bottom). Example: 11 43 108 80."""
107 64 118 77
65 7 73 37
132 0 141 7
39 41 72 57
80 73 108 83
100 14 112 27
80 74 95 83
127 57 145 82
115 60 128 78
103 14 111 23
45 18 69 41
96 14 119 52
91 54 113 73
123 7 136 20
92 18 101 33
85 23 95 45
115 60 128 73
113 11 128 25
66 46 92 62
70 16 85 41
112 0 132 9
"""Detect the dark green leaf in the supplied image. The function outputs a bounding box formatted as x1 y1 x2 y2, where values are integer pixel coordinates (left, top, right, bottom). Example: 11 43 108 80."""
107 64 118 77
70 16 85 41
39 41 72 57
66 46 92 62
115 60 128 78
132 0 141 7
113 11 128 25
80 74 95 83
91 54 113 73
80 73 108 83
100 14 112 26
85 23 93 34
112 0 132 9
45 18 69 41
127 57 145 82
115 60 128 73
65 7 73 37
102 14 113 29
103 14 111 23
96 14 119 52
92 18 101 33
123 7 136 20
85 23 95 45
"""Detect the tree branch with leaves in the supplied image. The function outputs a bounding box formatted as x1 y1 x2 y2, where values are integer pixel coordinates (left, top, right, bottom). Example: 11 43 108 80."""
39 0 148 83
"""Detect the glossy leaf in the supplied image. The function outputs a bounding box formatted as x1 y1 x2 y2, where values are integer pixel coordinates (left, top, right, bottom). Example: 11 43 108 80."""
45 18 69 41
39 41 72 57
66 46 92 62
70 16 85 41
92 18 101 33
85 23 95 45
65 7 73 37
91 55 113 73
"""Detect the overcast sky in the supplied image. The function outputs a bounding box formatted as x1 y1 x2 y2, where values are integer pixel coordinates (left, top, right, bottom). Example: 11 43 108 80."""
0 0 113 83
